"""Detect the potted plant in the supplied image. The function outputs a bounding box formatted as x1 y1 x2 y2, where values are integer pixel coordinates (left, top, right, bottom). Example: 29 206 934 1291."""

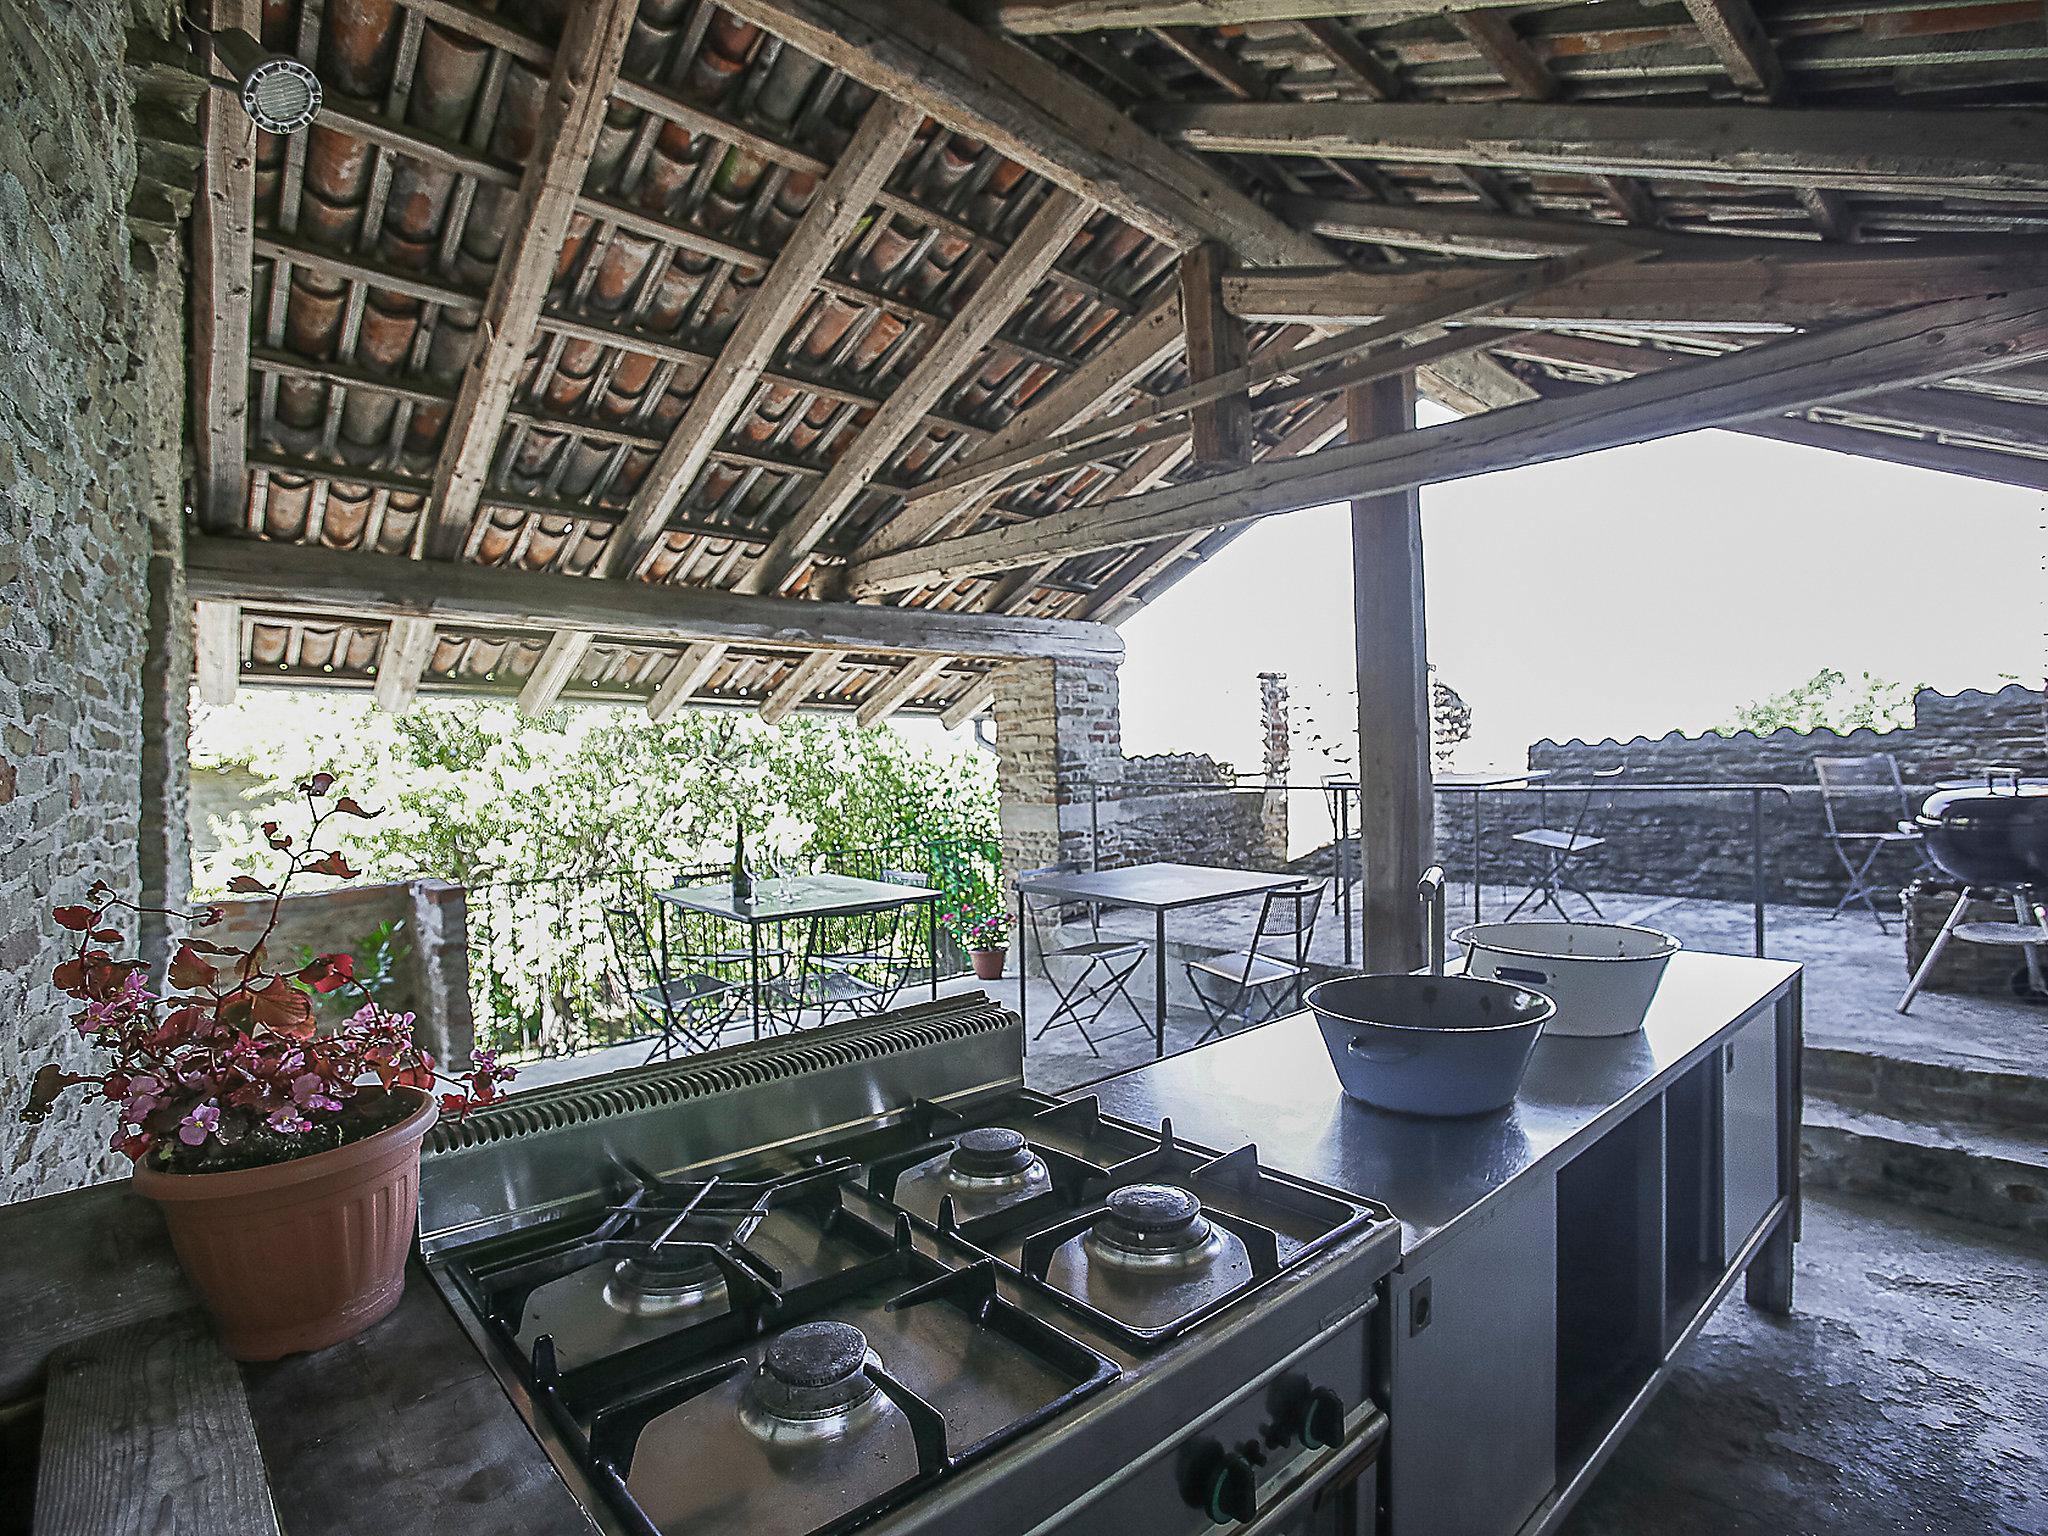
945 908 1011 982
19 775 513 1361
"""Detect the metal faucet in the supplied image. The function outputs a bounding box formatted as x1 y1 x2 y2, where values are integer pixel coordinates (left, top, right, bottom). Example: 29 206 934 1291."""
1418 865 1447 976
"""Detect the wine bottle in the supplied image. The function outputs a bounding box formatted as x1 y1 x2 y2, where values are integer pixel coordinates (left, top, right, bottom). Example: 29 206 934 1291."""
731 818 757 901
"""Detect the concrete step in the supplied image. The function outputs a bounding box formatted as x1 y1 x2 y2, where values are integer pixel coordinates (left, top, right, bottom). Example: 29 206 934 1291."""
1802 1098 2048 1243
1805 1042 2048 1135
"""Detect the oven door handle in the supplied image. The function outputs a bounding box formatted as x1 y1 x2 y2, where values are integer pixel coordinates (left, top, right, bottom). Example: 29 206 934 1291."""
1237 1408 1388 1536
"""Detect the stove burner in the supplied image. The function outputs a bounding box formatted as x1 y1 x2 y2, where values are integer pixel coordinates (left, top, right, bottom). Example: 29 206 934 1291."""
741 1322 882 1436
1085 1184 1220 1270
603 1246 728 1318
950 1127 1036 1178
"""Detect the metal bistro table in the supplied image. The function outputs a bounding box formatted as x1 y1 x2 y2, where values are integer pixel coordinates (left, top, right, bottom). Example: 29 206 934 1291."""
1015 861 1309 1058
657 873 940 1038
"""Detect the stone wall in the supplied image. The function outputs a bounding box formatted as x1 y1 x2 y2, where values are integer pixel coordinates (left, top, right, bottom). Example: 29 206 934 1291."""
992 658 1124 885
1 0 191 1205
1447 684 2048 905
204 881 477 1065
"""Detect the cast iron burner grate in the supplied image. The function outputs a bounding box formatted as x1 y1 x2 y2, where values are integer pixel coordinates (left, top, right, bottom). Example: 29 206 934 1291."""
445 1168 1118 1536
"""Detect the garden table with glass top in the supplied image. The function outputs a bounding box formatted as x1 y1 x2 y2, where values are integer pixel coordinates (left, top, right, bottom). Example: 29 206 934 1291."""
1014 861 1310 1059
656 873 939 1039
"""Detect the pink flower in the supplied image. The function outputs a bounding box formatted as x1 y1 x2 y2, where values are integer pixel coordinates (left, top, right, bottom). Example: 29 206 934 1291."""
266 1107 313 1134
178 1101 220 1147
121 1074 164 1124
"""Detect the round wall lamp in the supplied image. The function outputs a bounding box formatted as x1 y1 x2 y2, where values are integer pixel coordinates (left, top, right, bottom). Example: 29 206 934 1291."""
209 28 322 135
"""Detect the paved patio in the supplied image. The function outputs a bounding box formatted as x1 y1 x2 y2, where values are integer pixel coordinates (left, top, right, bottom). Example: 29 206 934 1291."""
512 878 2046 1097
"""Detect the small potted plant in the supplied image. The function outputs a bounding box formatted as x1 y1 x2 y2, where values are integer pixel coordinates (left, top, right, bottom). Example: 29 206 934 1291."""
19 775 512 1361
945 908 1011 982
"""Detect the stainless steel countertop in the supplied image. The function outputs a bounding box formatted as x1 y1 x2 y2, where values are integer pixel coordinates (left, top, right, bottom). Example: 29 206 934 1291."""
1082 951 1801 1262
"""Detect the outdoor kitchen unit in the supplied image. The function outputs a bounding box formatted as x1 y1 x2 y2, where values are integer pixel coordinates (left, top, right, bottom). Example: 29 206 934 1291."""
411 948 1800 1536
418 994 1402 1536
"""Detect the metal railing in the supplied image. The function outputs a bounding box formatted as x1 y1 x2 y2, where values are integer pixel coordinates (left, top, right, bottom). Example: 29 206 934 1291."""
465 836 1001 1061
1080 777 1796 961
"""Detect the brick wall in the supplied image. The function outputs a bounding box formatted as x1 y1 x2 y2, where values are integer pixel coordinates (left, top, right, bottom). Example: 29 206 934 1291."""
1 0 189 1204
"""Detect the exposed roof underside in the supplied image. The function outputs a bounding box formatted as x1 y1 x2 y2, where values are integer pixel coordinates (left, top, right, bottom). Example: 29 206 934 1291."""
195 0 2048 719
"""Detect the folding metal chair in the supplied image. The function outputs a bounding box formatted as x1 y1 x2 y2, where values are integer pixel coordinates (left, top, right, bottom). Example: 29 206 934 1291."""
602 904 742 1062
1185 881 1325 1043
1017 862 1150 1057
1816 753 1934 932
1507 765 1624 920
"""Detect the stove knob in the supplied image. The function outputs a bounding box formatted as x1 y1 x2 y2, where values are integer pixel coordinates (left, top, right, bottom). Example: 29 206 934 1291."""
1198 1448 1258 1526
1295 1386 1346 1451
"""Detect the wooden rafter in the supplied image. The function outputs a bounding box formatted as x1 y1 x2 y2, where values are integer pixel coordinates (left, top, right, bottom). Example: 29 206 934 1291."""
185 538 1124 666
855 656 955 727
849 285 2048 589
420 0 637 565
1222 241 2048 330
996 0 1528 32
760 650 849 726
888 244 1633 516
514 96 923 716
1143 100 2048 199
1681 0 1788 100
1180 244 1251 467
194 600 241 707
191 0 259 535
1448 10 1556 102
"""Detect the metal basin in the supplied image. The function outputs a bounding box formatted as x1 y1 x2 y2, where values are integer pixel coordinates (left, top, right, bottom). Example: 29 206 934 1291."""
1306 973 1555 1117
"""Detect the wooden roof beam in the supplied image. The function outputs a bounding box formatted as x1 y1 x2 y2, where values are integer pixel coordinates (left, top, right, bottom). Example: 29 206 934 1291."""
515 96 922 717
194 600 241 707
996 0 1530 32
1223 241 2048 330
760 650 848 726
1681 0 1788 101
192 0 259 535
1447 10 1557 102
850 285 2048 589
420 0 637 565
855 656 955 728
186 537 1124 666
1143 100 2048 199
1181 243 1252 468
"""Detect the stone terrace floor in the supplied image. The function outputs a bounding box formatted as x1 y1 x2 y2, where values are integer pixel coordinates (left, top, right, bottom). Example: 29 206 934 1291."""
516 879 2047 1096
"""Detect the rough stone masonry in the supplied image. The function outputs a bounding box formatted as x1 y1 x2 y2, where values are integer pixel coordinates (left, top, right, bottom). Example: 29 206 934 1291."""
1 0 192 1204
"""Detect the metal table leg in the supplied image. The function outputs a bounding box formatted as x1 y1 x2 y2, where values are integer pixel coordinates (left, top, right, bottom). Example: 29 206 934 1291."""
1155 908 1168 1058
748 923 763 1039
1472 790 1484 925
1017 882 1028 1037
927 897 939 1001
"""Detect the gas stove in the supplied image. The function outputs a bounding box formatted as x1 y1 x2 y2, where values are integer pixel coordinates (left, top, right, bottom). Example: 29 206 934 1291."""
420 995 1401 1536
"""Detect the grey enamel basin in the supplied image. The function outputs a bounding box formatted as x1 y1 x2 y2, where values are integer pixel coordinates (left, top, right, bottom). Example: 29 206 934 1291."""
1306 973 1556 1117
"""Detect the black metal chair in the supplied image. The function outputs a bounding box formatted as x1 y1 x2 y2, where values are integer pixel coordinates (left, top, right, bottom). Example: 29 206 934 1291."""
1017 862 1150 1057
1816 753 1933 931
1185 881 1326 1042
602 904 742 1062
1506 765 1625 920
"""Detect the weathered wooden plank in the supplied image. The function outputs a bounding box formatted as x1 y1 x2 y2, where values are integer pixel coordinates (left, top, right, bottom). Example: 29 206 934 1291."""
1449 9 1557 100
35 1312 279 1536
0 1185 195 1403
1144 100 2048 198
1738 414 2048 490
1347 370 1431 975
647 642 728 723
1682 0 1788 99
1294 18 1400 101
713 0 1331 266
370 616 437 714
1275 195 1712 260
186 537 1125 665
421 0 636 562
191 0 260 534
856 656 956 728
740 187 1094 594
759 648 848 725
243 1262 590 1536
1180 243 1251 467
513 628 590 717
940 682 998 730
856 285 2048 585
997 0 1531 32
194 600 240 707
1223 240 2048 329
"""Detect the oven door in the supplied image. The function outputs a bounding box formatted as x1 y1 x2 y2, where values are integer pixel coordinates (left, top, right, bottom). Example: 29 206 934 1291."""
1238 1415 1384 1536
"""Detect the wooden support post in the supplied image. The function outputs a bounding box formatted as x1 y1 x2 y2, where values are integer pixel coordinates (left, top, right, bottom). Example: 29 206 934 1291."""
191 0 259 535
1180 243 1251 467
1347 372 1432 974
194 601 240 707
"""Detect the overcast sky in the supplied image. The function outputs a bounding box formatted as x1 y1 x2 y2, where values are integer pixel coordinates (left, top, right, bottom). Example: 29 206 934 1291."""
1112 406 2048 778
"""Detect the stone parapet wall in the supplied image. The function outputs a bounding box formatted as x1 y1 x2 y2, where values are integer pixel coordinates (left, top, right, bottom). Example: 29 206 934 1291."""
2 0 190 1205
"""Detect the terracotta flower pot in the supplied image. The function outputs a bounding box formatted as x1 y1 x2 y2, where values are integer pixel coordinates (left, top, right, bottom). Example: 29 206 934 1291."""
132 1088 438 1361
971 946 1008 981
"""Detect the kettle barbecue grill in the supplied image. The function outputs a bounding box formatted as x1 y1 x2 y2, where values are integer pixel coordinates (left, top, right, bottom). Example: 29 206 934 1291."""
1897 770 2048 1013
